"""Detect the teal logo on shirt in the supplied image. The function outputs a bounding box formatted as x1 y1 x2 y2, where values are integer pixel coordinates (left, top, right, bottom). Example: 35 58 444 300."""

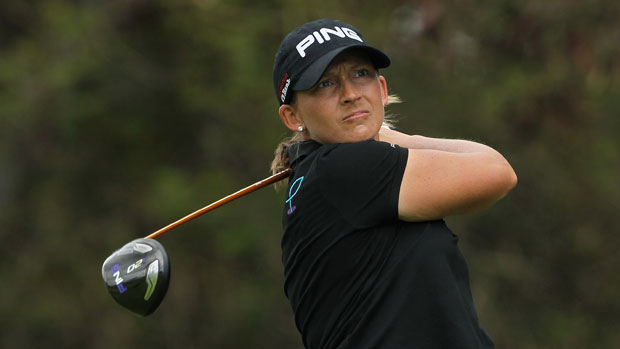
286 176 304 215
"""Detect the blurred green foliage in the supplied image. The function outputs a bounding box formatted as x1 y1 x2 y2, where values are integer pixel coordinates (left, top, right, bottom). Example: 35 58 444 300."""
1 0 619 348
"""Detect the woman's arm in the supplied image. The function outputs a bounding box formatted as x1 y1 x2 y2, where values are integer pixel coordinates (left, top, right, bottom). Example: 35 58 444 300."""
379 128 517 221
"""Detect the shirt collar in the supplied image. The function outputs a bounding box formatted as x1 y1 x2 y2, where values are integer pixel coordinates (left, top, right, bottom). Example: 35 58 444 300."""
288 140 322 167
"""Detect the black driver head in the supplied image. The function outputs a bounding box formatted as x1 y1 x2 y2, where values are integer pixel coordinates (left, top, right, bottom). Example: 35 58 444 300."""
102 238 170 316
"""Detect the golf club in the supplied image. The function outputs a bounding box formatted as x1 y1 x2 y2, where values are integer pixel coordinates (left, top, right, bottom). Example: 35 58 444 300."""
102 169 291 316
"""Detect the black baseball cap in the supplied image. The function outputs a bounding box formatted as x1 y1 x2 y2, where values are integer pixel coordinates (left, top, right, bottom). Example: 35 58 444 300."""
273 18 391 105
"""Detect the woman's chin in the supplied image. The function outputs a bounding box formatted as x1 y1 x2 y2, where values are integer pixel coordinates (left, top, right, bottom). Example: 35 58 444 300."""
346 125 381 142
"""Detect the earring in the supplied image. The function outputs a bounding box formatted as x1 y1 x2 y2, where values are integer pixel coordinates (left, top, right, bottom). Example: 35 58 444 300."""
297 125 304 132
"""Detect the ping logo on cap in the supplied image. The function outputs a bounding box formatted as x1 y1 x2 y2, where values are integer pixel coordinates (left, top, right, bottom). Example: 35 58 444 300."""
296 26 363 58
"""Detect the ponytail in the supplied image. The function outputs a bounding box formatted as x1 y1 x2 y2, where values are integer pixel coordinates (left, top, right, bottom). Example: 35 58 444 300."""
270 132 305 190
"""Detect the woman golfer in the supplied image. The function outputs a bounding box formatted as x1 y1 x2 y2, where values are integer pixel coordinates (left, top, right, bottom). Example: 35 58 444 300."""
271 19 517 349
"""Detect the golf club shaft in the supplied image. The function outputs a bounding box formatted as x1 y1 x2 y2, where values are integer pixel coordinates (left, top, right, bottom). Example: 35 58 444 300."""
144 169 290 240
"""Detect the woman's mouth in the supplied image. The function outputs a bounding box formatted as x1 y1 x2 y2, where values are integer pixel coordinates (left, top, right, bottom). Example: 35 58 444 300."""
343 110 370 121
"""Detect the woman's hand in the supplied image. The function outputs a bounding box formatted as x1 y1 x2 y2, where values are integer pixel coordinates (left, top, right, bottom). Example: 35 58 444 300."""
377 126 406 145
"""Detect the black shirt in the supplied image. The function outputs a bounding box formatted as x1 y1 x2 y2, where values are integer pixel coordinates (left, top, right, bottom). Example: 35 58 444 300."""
281 140 495 349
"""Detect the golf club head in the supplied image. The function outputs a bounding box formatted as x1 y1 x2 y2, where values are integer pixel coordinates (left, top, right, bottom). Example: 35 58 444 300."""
102 238 170 316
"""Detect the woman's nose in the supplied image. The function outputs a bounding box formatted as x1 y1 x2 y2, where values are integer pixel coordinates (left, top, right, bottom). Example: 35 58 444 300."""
340 79 361 104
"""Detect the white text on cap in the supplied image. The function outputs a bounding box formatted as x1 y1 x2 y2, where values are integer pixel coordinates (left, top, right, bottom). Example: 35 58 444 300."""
296 27 364 58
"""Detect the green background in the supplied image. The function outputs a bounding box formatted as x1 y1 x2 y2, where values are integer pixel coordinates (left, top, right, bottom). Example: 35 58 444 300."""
1 0 619 347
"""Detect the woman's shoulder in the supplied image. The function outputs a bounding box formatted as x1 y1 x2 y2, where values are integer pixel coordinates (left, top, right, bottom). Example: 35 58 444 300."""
320 139 395 156
314 140 406 176
292 139 405 175
319 140 403 162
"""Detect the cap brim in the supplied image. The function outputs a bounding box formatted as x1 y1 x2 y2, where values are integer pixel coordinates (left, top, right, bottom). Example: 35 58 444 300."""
292 45 391 91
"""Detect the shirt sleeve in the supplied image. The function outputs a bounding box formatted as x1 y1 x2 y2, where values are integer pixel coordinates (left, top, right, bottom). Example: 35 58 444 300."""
317 140 409 229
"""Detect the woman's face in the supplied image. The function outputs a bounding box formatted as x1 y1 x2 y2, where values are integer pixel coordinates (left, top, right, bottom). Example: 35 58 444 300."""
280 51 389 144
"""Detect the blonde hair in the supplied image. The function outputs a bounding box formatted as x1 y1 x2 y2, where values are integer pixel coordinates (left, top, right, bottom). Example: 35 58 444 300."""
270 94 402 189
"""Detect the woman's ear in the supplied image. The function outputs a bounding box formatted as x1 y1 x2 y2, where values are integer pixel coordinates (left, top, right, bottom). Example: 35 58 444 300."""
379 75 388 106
279 104 304 132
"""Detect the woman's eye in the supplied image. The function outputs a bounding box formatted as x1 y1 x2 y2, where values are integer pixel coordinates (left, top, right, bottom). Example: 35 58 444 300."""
355 69 369 77
318 80 332 88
